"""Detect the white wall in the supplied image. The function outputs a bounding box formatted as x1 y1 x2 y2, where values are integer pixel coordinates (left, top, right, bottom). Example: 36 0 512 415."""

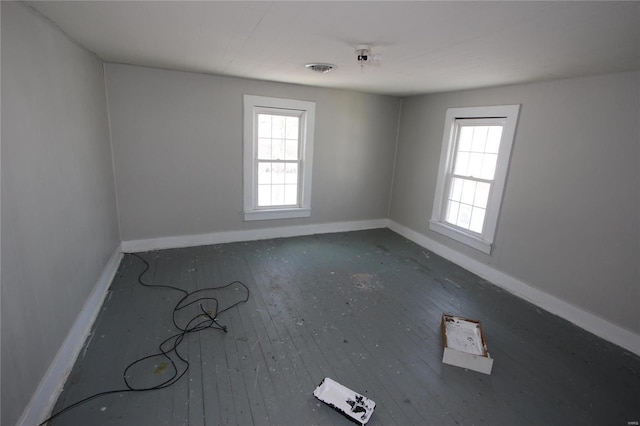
390 71 640 335
1 3 120 425
105 63 401 242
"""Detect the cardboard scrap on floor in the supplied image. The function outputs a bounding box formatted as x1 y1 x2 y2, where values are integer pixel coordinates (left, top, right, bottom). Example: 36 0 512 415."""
441 313 493 375
313 377 376 425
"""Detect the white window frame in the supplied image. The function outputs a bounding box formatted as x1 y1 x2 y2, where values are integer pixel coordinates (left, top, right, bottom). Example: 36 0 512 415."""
430 104 520 254
243 95 315 221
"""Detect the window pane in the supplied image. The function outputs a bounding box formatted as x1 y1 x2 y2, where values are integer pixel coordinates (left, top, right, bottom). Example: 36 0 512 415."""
271 139 284 160
469 207 486 233
258 114 271 138
454 152 469 175
271 162 285 184
447 201 460 224
284 184 298 205
258 138 271 159
258 185 271 206
285 116 299 139
468 153 483 178
285 139 298 160
460 179 476 204
258 162 271 184
471 126 488 152
457 203 472 229
284 163 298 184
271 115 285 138
272 185 285 205
450 177 463 202
458 127 473 152
485 126 503 153
480 154 497 180
474 182 491 209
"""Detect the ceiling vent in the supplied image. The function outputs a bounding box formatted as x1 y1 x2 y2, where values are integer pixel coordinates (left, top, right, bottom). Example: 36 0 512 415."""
305 63 335 73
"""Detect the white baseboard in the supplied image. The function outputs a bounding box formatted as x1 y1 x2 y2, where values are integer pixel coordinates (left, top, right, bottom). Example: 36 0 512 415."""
18 246 123 426
386 220 640 356
121 219 388 253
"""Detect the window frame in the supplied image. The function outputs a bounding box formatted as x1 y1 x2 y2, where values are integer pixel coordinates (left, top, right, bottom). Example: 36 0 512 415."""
430 104 520 254
243 95 315 221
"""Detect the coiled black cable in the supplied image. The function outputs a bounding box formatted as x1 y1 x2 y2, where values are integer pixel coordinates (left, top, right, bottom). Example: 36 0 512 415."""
38 252 249 425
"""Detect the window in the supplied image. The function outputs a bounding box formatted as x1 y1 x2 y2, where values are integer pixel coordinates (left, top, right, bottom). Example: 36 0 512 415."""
430 105 520 254
243 95 315 221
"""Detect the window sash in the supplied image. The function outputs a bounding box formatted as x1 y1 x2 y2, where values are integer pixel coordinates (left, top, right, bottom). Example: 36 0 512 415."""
443 175 492 235
442 119 504 235
254 110 304 209
256 159 301 208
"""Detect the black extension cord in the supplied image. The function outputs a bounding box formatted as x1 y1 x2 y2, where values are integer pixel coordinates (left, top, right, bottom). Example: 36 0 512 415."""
38 252 249 425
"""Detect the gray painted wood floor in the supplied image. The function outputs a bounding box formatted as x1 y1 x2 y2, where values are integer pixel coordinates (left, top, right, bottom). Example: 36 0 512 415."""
48 229 639 426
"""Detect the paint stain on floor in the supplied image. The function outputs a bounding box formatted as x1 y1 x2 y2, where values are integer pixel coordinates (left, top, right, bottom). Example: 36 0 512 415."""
154 362 168 374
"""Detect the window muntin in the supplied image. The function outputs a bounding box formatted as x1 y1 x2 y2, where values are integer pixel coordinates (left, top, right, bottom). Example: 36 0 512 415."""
430 105 520 254
243 95 315 221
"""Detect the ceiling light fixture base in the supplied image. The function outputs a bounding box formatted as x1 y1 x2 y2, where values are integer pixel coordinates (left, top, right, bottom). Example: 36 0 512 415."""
355 44 382 68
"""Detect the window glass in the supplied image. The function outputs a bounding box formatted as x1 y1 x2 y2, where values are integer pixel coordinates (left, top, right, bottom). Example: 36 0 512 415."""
255 114 300 207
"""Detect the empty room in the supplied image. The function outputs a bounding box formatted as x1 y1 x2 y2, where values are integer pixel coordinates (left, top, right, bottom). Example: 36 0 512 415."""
2 1 639 425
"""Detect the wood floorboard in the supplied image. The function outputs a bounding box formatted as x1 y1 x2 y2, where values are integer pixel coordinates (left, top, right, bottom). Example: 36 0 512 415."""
288 236 461 420
260 236 510 422
422 278 584 423
241 290 316 424
228 252 295 425
241 247 342 425
310 238 508 425
48 229 640 426
223 308 254 426
365 241 583 422
431 282 599 424
198 252 225 426
263 242 418 425
284 269 431 424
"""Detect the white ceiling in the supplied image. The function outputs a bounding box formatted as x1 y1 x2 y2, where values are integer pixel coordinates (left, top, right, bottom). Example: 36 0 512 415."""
27 1 640 96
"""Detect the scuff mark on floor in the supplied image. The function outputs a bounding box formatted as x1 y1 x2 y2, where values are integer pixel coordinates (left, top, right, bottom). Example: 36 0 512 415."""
444 277 462 288
82 331 95 359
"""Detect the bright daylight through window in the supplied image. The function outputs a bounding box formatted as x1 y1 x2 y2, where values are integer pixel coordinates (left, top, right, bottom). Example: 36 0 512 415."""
257 113 300 207
430 105 520 254
243 95 315 221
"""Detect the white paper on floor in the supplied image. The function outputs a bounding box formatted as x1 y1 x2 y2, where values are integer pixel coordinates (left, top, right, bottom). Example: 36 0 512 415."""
313 377 376 425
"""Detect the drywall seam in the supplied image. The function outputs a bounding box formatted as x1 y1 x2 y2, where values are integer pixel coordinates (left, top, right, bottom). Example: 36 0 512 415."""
121 219 388 252
17 246 123 426
386 219 640 356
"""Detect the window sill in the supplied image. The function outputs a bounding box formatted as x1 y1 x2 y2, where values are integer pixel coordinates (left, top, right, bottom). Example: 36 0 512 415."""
429 220 492 254
244 208 311 221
